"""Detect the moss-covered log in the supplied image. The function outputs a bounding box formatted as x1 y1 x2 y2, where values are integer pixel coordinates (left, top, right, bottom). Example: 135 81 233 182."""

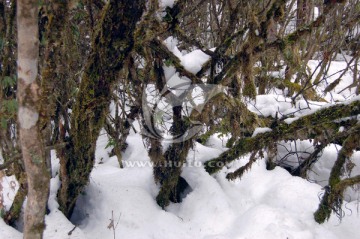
204 100 360 175
57 0 145 218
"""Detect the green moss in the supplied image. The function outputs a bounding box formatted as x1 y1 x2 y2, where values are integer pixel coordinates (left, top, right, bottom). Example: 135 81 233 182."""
313 126 360 223
204 100 360 175
314 203 332 223
196 131 213 145
30 152 43 165
163 7 173 23
286 32 298 45
226 137 236 148
30 221 46 235
243 80 257 99
283 79 301 92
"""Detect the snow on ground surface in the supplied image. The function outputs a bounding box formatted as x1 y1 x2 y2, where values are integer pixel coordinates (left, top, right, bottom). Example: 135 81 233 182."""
1 131 360 239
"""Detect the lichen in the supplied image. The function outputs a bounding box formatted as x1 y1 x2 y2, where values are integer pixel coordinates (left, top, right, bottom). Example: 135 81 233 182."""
18 107 39 129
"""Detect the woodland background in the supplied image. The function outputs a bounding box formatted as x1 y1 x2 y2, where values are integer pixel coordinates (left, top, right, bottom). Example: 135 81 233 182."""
0 0 359 238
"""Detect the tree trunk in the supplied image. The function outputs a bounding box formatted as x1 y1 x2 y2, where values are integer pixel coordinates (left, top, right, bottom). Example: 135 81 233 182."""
17 0 50 238
155 105 192 208
57 0 145 218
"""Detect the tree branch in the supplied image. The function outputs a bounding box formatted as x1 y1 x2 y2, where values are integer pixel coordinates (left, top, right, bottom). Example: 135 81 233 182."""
149 39 203 84
204 99 360 174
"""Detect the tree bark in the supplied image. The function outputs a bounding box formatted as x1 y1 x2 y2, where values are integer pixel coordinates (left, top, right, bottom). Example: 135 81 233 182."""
17 0 50 238
57 0 145 218
155 105 192 208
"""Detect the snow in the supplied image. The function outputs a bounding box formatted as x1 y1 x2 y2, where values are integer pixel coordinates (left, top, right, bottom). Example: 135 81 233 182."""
308 146 360 202
0 174 19 218
307 60 358 102
2 132 360 239
164 37 211 75
181 50 210 74
44 210 85 239
275 140 314 169
252 127 272 137
159 0 175 9
0 219 21 239
252 59 359 123
167 73 192 96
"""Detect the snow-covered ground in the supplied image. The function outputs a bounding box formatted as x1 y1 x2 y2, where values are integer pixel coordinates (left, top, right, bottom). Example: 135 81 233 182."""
1 129 359 239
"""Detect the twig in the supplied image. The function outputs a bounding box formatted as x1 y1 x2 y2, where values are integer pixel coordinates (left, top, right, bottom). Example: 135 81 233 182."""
67 226 77 236
108 210 121 239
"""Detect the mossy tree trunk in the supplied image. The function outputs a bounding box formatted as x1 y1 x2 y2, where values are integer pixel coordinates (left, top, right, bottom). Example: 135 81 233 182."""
57 0 145 218
155 105 192 208
17 0 50 238
38 0 69 176
138 49 193 208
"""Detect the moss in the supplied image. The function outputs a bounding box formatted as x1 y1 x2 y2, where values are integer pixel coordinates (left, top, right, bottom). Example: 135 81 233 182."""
328 130 359 187
153 104 193 208
163 7 173 23
265 0 286 22
58 0 145 218
286 32 298 45
155 138 192 208
30 151 43 165
196 130 213 145
283 79 301 92
314 194 332 223
226 151 258 180
266 160 277 170
205 100 360 175
243 79 257 99
226 136 236 148
313 126 360 223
